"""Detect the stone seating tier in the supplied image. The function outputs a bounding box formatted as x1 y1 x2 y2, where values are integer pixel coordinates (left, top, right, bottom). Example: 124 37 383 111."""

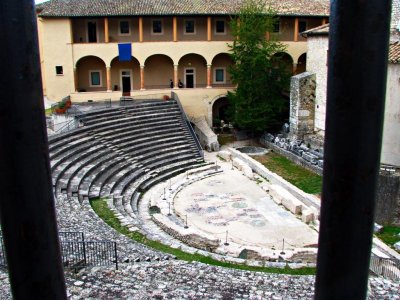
82 107 180 126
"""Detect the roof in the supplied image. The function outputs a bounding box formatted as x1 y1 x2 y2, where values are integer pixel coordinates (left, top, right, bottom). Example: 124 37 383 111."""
301 23 329 37
303 24 400 64
389 42 400 63
36 0 330 18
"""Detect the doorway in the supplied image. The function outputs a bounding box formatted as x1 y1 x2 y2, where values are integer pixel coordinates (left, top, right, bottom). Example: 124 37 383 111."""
185 68 195 88
87 21 97 43
120 70 132 96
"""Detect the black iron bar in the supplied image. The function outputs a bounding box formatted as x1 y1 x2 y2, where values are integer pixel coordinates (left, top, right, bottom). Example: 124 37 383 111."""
314 0 392 299
0 1 67 298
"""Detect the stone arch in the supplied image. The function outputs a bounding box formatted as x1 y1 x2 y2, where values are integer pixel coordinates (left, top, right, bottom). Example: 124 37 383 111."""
110 56 141 92
272 52 294 74
144 54 174 89
212 96 230 128
75 55 107 92
178 53 207 88
211 53 234 86
297 53 307 74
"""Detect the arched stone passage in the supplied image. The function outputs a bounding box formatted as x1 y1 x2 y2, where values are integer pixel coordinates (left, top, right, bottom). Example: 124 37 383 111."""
178 53 207 88
211 53 234 87
212 96 230 127
76 56 107 92
144 54 174 89
297 53 307 74
272 52 294 74
110 56 141 94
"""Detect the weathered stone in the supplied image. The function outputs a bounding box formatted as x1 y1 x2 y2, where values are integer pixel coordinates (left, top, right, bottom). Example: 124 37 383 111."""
301 210 315 224
373 223 384 234
394 241 400 251
217 150 231 161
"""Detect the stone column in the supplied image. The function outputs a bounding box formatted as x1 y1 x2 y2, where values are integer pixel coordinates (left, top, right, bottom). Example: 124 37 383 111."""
206 65 212 88
207 17 212 41
292 63 298 75
173 17 177 42
140 65 145 90
73 67 78 92
294 17 299 42
173 65 178 89
139 17 143 42
106 67 111 92
104 18 109 43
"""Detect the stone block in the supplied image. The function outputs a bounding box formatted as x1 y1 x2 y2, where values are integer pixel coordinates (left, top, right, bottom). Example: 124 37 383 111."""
373 223 384 234
317 160 324 168
281 195 303 215
302 152 318 164
301 209 315 224
269 184 284 204
394 241 400 251
265 133 275 142
217 150 231 161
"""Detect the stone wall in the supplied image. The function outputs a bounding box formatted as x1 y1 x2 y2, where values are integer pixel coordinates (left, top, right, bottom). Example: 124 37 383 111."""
289 72 316 138
375 171 400 225
228 148 320 212
152 214 220 251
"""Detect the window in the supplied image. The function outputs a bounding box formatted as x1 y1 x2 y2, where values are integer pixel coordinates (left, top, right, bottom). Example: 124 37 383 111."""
55 66 63 75
184 20 196 34
152 19 163 34
119 20 130 35
214 68 226 84
299 20 307 33
215 19 226 34
89 70 102 87
273 20 280 33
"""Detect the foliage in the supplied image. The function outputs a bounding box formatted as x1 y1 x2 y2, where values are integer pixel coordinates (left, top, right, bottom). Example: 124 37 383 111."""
227 0 291 132
90 198 316 275
376 226 400 249
254 152 323 195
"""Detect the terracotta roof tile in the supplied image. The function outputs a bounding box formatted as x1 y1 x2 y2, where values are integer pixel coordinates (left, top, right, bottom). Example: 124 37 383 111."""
36 0 330 17
389 42 400 64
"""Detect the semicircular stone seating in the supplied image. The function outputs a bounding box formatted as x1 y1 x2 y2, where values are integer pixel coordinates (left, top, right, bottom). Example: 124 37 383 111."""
49 100 206 226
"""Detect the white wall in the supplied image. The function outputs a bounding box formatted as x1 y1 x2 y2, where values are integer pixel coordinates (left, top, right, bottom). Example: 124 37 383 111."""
306 36 328 132
381 64 400 166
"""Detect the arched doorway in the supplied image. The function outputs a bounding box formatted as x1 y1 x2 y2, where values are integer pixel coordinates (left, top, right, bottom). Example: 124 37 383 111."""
110 56 141 95
76 56 107 92
178 54 207 88
272 52 294 74
144 54 174 89
212 97 230 127
297 53 307 74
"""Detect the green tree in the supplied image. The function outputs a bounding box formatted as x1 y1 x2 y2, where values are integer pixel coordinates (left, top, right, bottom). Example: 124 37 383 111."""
227 0 291 132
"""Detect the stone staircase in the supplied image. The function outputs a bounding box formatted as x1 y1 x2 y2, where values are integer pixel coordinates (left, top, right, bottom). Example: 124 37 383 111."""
49 100 205 218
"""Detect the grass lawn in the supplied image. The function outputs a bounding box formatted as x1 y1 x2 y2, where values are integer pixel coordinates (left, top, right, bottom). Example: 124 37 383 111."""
90 198 316 275
254 152 323 195
218 134 235 146
45 108 53 116
376 226 400 251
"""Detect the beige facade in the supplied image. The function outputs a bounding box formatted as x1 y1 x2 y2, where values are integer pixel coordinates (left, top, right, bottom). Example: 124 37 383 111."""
37 13 327 127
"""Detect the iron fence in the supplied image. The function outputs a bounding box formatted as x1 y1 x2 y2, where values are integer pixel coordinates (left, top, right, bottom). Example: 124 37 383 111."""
0 233 118 270
370 253 400 281
61 241 118 270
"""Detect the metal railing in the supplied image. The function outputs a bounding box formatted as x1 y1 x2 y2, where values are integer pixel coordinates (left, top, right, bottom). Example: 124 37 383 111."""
61 241 118 270
370 253 400 281
0 232 118 270
171 91 204 159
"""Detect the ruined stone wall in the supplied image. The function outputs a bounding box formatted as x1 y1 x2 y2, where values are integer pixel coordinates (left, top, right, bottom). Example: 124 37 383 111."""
375 172 400 225
289 72 316 139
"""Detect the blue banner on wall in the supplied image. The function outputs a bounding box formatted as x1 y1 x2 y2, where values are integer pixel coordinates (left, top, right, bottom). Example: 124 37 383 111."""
118 43 132 62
